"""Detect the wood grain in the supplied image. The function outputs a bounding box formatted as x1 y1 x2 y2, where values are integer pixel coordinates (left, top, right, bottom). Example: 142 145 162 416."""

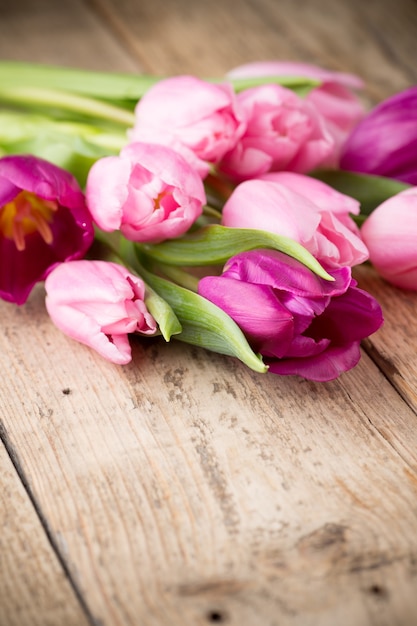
1 285 417 625
0 0 139 71
87 0 417 101
1 0 417 625
0 442 91 626
356 266 417 417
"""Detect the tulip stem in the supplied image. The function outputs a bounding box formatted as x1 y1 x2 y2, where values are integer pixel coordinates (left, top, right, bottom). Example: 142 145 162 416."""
151 263 200 292
0 86 136 127
203 204 223 220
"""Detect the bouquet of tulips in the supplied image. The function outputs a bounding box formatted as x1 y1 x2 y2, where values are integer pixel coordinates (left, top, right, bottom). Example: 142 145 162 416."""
0 60 415 381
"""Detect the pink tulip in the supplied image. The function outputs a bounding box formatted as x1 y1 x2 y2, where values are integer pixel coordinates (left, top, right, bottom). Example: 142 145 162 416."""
45 260 157 364
341 86 417 185
0 154 94 305
360 187 417 290
217 83 335 181
227 61 365 166
221 176 368 268
198 249 383 381
86 142 205 243
129 75 244 177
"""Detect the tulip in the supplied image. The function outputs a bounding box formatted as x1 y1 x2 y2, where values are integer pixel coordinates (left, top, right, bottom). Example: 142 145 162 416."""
198 249 383 381
227 61 365 166
340 86 417 185
45 260 157 364
0 154 94 304
221 176 368 268
86 142 206 243
360 187 417 290
129 75 244 177
218 83 334 181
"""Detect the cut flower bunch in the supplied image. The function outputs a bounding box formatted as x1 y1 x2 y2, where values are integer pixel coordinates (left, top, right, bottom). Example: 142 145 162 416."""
0 60 414 381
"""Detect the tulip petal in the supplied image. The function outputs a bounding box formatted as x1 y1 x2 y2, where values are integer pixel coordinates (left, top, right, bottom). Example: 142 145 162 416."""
340 86 417 185
198 275 294 357
267 342 361 381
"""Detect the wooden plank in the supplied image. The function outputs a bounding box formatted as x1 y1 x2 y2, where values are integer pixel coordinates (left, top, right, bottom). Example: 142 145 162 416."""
1 0 417 625
356 266 417 417
0 441 91 626
0 0 139 71
1 285 417 625
87 0 416 100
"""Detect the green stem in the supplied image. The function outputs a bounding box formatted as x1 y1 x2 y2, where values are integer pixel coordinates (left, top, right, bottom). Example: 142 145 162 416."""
92 230 182 341
0 60 160 101
0 86 136 127
203 204 223 221
152 263 200 292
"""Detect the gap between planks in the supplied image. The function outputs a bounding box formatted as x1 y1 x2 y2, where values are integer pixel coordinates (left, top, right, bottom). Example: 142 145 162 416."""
0 421 100 626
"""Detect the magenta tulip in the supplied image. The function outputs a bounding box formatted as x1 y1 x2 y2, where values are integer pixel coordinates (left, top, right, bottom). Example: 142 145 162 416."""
198 249 383 381
45 260 157 364
86 142 205 243
340 86 417 184
0 154 94 304
361 187 417 289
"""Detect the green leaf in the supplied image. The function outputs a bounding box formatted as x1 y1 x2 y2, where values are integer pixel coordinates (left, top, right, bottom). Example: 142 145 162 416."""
0 62 318 106
143 225 333 281
227 75 320 97
0 111 127 186
143 286 182 341
137 266 267 374
0 85 135 126
312 170 411 215
0 61 159 102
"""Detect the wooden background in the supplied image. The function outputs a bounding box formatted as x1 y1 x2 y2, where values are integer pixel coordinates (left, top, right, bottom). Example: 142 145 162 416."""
1 1 417 625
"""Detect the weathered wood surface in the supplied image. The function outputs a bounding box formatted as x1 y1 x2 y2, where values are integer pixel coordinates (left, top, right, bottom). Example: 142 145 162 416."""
1 1 417 625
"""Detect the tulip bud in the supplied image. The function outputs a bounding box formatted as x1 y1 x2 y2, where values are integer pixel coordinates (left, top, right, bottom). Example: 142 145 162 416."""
361 187 417 290
45 260 157 364
341 86 417 185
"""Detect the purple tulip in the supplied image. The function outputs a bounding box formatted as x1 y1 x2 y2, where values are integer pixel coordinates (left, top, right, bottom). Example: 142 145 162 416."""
0 155 94 304
340 86 417 184
198 249 383 381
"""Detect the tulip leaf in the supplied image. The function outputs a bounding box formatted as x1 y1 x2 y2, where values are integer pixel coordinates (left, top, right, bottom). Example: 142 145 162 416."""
228 75 320 97
0 62 318 106
0 85 136 126
312 169 411 215
0 111 127 186
142 225 333 281
136 266 268 373
0 61 159 102
143 285 182 341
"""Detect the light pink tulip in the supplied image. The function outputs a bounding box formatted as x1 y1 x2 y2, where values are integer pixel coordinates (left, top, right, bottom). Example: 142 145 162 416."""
218 83 335 182
361 187 417 289
221 176 369 268
86 142 205 243
227 61 365 166
45 260 157 364
129 75 244 177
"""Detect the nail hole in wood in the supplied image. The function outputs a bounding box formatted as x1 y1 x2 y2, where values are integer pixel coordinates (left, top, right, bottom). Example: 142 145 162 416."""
207 610 227 623
369 584 387 598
